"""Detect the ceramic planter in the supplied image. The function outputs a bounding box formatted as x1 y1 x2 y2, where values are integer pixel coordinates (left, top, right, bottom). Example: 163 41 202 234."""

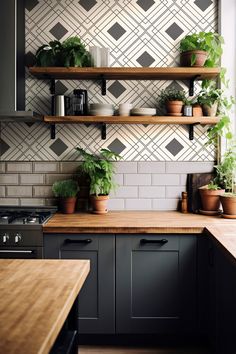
220 195 236 217
199 188 225 211
59 197 77 214
202 102 218 117
90 195 109 214
166 100 183 116
192 104 203 117
180 50 208 67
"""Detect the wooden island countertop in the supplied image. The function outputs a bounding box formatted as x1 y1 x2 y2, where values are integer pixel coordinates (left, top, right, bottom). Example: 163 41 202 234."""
43 211 236 261
0 259 90 354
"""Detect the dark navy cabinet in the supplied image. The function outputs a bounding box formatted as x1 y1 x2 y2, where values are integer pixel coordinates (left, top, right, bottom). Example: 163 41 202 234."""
44 234 115 334
116 234 197 334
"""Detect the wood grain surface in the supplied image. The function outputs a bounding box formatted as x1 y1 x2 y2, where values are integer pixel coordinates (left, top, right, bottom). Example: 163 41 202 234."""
43 211 236 261
29 67 220 80
0 259 90 354
43 116 219 125
43 211 234 234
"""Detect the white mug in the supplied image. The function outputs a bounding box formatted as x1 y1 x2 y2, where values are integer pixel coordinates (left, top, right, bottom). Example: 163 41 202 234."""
119 103 133 116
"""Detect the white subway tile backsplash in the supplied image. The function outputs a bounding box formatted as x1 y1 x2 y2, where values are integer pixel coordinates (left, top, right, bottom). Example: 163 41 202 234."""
6 162 32 173
125 174 151 186
166 162 214 174
0 186 5 197
111 186 138 198
20 174 45 185
125 199 152 210
138 162 165 173
108 199 125 210
166 186 186 199
0 163 5 173
34 162 59 173
20 198 45 206
152 174 180 186
0 198 19 206
115 162 137 173
0 174 18 185
139 186 165 198
33 186 53 197
152 199 179 210
7 186 32 197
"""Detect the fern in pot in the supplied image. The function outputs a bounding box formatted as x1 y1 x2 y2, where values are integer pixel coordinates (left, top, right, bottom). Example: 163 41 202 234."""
197 86 222 117
76 147 121 214
52 179 79 214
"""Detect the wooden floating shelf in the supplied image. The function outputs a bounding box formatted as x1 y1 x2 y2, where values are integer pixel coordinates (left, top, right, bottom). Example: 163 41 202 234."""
44 115 220 125
29 67 221 81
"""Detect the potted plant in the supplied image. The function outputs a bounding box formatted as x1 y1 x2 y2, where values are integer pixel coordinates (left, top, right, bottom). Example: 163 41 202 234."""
36 36 91 67
199 181 225 214
76 147 121 214
157 88 186 116
52 179 79 214
216 147 236 218
179 32 223 67
197 86 222 116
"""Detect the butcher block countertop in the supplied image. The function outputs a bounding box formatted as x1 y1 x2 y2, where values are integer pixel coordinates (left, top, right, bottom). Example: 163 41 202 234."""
43 211 236 260
0 259 90 354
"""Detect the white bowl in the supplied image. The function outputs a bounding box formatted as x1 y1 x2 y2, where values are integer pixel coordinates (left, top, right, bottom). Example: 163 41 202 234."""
131 108 156 116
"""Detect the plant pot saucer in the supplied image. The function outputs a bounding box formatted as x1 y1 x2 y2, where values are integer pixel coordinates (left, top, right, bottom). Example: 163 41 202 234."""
221 213 236 219
92 209 108 215
199 209 222 216
168 113 183 116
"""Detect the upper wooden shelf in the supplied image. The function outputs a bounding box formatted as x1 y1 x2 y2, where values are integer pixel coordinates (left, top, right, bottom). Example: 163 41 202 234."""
29 67 221 81
44 115 219 125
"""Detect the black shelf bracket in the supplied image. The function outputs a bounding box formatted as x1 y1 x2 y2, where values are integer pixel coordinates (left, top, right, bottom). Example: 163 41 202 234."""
50 79 56 95
188 123 200 140
189 75 200 96
50 124 56 139
101 75 106 96
101 123 106 140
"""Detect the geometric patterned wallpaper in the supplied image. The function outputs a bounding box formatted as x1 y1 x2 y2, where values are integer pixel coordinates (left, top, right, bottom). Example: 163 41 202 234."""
0 0 218 161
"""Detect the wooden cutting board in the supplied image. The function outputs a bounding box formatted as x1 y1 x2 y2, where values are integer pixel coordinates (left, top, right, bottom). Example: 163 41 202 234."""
187 172 214 213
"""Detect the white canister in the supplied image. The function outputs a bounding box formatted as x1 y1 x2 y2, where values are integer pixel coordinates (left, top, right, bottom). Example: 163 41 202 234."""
89 46 101 67
101 47 110 67
118 103 133 116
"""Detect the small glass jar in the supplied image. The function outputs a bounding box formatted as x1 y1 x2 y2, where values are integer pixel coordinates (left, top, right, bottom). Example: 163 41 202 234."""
183 105 193 116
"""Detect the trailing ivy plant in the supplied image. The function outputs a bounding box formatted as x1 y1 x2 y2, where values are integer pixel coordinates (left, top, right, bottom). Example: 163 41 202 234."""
76 148 121 196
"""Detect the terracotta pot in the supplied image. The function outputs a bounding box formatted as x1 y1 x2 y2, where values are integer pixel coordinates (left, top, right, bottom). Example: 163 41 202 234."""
90 195 109 214
202 102 218 117
220 195 236 215
166 100 183 116
180 50 208 67
59 197 77 214
192 104 203 117
199 188 225 211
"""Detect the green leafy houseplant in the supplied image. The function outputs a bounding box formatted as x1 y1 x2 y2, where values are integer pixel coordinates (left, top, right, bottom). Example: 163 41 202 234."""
157 88 186 116
76 148 121 214
52 179 79 214
36 36 91 67
179 32 224 67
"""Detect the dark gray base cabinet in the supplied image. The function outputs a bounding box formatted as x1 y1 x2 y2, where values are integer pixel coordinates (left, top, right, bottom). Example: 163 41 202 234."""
116 234 197 334
44 234 115 334
44 233 197 335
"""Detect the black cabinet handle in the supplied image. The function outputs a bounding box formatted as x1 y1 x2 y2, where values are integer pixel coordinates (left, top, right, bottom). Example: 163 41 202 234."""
140 239 168 245
64 238 92 244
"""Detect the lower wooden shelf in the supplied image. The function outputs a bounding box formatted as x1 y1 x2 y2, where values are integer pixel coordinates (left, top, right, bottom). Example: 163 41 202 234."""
44 115 219 140
44 115 219 125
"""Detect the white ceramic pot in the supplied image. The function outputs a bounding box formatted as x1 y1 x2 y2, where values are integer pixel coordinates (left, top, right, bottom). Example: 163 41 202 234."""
119 103 133 116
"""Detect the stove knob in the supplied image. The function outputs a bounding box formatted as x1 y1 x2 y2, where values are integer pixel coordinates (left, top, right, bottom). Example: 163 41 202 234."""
2 234 9 243
15 234 22 243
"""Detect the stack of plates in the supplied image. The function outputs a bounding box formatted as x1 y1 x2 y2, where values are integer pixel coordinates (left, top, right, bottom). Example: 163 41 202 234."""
90 103 114 116
131 108 156 116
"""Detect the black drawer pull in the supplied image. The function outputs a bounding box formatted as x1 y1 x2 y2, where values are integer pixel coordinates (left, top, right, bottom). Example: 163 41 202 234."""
140 239 168 245
64 239 92 244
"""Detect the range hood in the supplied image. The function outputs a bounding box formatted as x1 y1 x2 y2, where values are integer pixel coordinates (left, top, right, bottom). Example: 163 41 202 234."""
0 0 41 121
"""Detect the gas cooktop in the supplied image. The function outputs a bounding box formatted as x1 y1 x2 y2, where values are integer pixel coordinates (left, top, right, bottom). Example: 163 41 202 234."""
0 207 57 226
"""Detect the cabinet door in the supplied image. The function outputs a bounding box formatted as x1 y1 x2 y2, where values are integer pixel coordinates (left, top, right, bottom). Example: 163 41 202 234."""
116 234 197 334
44 234 115 334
